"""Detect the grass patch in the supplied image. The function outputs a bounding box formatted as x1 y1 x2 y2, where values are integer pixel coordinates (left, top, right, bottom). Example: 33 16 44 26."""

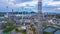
15 29 26 34
3 26 15 33
43 31 53 34
5 22 14 26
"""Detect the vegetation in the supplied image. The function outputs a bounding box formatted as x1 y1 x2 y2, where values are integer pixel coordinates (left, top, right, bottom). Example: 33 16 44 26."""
3 22 26 34
31 27 36 34
43 31 53 34
3 32 10 34
34 22 38 26
5 22 14 26
56 24 60 27
3 26 15 33
42 21 47 28
28 25 36 34
56 15 60 19
3 22 15 33
15 29 26 34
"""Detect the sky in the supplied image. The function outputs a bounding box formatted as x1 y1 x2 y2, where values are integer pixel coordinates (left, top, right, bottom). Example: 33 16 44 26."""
42 0 60 13
0 0 38 12
1 0 60 13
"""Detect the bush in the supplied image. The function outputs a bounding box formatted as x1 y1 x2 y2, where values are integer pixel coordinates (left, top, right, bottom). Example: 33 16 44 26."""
43 31 53 34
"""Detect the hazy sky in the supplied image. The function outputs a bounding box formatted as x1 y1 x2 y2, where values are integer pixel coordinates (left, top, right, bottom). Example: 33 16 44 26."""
0 0 38 12
42 0 60 13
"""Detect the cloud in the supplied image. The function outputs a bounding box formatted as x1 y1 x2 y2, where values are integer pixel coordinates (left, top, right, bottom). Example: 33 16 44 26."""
42 0 53 6
42 0 60 6
53 0 60 1
0 0 38 12
14 0 38 7
42 0 60 13
46 1 60 6
0 0 38 8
